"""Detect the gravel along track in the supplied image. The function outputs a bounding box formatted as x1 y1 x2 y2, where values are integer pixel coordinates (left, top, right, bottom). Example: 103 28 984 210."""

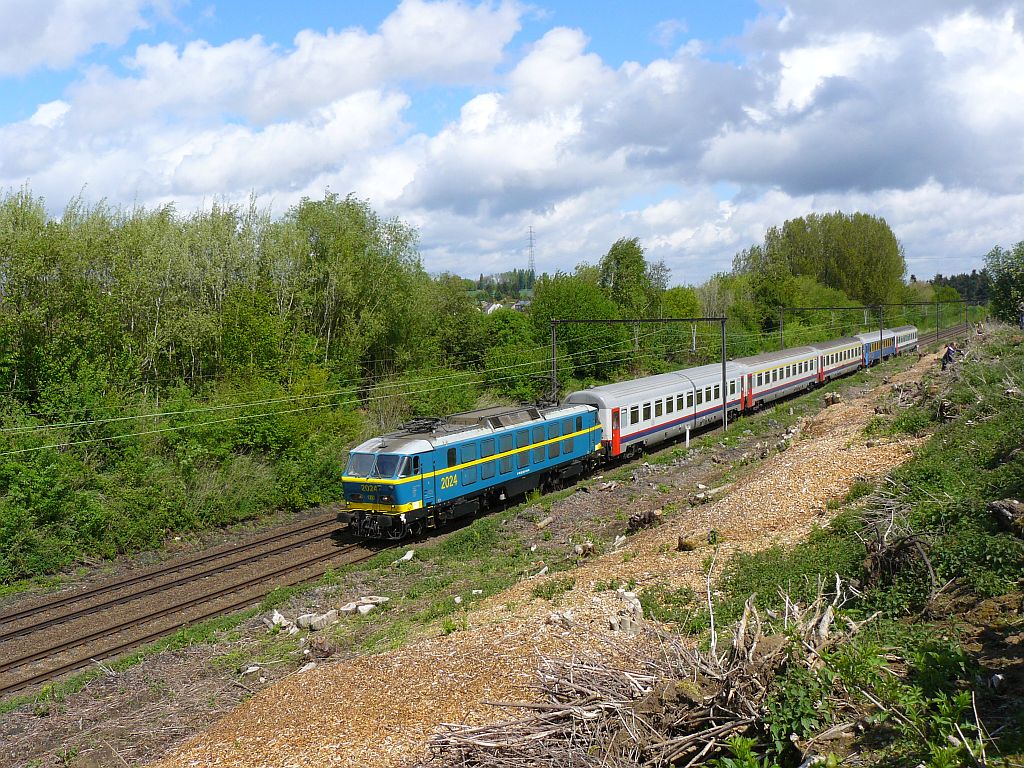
0 518 376 696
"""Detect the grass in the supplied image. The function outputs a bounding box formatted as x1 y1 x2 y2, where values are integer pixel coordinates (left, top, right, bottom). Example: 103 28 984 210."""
531 575 576 601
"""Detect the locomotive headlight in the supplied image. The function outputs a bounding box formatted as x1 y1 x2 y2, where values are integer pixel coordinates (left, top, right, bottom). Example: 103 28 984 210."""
380 494 394 503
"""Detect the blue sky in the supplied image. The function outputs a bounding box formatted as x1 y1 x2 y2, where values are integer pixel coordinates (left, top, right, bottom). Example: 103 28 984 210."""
1 0 1021 283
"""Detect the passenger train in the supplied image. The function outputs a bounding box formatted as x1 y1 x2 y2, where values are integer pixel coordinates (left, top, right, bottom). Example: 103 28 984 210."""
339 325 919 539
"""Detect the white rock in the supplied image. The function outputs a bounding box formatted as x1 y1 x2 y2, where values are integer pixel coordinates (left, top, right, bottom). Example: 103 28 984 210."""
240 665 260 676
357 603 376 615
358 595 390 605
534 565 549 577
298 662 317 673
530 544 537 552
612 535 627 551
339 602 359 614
454 596 463 605
471 589 483 595
393 550 415 565
296 613 316 629
697 483 708 490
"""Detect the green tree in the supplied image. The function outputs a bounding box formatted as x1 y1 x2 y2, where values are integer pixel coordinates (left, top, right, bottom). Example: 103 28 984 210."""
984 243 1024 324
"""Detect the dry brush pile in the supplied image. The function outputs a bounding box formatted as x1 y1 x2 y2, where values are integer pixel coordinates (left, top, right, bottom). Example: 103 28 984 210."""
421 578 872 768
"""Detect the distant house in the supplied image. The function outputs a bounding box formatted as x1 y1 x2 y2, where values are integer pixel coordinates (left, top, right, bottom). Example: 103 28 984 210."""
483 302 504 315
512 300 532 312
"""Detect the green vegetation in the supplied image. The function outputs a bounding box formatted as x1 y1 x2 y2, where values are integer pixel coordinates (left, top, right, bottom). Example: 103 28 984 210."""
0 183 996 587
678 328 1024 766
531 575 576 602
984 241 1024 323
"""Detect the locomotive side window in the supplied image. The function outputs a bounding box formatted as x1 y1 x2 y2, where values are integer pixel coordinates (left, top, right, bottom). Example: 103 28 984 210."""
516 430 529 469
461 443 478 484
499 434 513 454
630 405 639 425
500 453 513 474
481 460 495 480
643 402 651 420
481 438 495 458
576 416 582 431
531 426 545 463
447 448 457 467
547 423 560 459
561 418 573 454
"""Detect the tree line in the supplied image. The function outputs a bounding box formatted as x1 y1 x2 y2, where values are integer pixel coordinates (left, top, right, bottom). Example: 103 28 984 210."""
0 188 1004 584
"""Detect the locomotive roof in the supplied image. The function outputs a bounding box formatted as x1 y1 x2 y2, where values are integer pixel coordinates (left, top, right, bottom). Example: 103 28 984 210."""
349 402 590 455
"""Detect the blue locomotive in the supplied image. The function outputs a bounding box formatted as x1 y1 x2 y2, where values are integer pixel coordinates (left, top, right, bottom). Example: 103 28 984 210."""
339 404 601 539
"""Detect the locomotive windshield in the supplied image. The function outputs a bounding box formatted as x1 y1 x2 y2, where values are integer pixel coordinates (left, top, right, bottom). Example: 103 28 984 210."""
345 452 403 478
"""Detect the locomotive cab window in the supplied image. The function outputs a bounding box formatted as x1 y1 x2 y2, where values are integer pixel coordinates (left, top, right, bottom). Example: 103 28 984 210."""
447 448 457 468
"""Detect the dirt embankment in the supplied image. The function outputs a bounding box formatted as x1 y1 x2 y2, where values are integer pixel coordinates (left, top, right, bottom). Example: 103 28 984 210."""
154 355 941 768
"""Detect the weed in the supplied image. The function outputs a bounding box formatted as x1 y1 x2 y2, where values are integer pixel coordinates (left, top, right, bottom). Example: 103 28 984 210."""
531 575 576 602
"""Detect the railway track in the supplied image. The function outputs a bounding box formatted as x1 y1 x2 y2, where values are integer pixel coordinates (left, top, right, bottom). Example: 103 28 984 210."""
0 515 381 697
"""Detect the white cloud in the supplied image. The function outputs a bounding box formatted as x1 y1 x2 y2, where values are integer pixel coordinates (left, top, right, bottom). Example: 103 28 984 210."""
0 0 1019 288
0 0 153 75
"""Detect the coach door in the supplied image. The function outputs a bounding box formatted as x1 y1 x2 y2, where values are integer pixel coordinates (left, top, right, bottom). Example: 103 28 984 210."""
611 408 621 456
746 374 753 409
817 355 825 383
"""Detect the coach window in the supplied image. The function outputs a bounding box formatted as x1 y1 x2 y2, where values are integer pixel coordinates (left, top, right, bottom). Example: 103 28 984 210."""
447 447 457 467
643 402 652 421
687 391 694 408
547 423 561 459
630 405 639 425
695 389 703 406
461 443 478 484
676 394 684 410
705 386 712 402
655 400 663 418
666 396 674 414
713 384 720 401
756 372 762 386
729 380 736 396
532 426 545 463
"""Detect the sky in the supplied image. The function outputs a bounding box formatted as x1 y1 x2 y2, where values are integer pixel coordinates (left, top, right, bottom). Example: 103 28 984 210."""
1 1 1022 285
